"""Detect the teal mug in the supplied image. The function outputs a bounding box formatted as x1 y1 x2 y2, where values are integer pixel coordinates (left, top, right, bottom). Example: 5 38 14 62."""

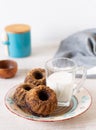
1 24 31 58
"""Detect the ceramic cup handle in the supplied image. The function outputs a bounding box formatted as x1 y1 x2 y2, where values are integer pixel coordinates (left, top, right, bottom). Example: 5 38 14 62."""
1 31 9 45
73 66 87 94
1 31 9 56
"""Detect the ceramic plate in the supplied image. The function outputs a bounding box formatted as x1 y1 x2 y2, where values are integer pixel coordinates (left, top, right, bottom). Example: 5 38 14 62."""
5 87 92 122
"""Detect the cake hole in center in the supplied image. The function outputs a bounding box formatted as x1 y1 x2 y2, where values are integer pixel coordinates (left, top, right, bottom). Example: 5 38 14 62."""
24 85 31 91
34 72 43 79
38 90 49 101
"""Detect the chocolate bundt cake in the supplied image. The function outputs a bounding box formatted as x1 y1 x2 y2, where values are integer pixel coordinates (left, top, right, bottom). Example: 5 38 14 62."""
25 85 57 117
13 83 35 109
24 68 46 86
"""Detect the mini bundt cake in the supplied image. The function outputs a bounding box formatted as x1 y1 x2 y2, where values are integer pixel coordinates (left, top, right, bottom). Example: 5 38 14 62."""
24 68 46 86
25 85 57 117
13 83 35 110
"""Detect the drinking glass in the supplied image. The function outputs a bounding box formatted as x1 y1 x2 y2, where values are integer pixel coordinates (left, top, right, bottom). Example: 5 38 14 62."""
45 58 87 106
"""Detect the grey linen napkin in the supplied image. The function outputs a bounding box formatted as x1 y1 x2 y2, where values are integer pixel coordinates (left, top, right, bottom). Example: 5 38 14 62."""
54 29 96 78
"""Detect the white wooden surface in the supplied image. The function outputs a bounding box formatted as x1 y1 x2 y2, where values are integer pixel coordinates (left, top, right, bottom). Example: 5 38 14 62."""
0 42 96 130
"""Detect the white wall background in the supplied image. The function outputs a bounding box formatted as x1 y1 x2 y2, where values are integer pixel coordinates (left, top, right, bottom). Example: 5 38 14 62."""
0 0 96 44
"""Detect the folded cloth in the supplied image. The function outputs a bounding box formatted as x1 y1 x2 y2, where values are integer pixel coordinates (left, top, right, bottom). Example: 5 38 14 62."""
54 29 96 68
54 29 96 78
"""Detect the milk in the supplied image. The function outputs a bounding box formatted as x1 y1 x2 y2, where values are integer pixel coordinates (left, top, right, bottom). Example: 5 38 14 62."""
47 71 74 105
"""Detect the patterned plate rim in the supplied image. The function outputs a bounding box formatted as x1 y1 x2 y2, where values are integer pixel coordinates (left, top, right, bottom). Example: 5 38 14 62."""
4 86 92 122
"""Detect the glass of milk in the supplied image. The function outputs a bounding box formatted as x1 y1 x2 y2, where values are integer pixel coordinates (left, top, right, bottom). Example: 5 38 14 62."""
45 58 87 107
